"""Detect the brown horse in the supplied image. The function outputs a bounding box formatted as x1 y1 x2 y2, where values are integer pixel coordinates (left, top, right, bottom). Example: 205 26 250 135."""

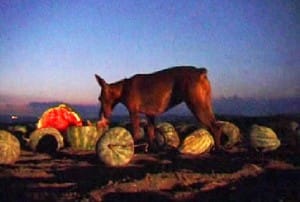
95 66 222 149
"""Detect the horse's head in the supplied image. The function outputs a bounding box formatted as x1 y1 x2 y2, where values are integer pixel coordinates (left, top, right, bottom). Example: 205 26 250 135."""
95 74 122 127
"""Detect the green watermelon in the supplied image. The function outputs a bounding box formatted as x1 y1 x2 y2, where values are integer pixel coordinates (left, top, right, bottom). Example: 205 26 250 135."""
7 124 30 148
67 126 107 150
96 127 134 167
296 127 300 148
155 122 180 149
179 128 214 155
121 120 146 140
10 125 28 134
250 125 281 152
289 121 299 131
217 121 241 148
28 127 64 152
285 121 299 148
0 130 21 164
175 123 199 137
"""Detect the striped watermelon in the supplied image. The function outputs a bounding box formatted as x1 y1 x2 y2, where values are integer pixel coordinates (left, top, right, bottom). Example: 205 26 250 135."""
289 121 299 131
121 120 146 140
96 127 134 167
217 121 241 148
286 121 299 148
179 128 214 155
0 130 21 164
67 126 107 150
296 127 300 149
155 122 180 149
29 127 64 152
175 123 199 137
250 125 281 152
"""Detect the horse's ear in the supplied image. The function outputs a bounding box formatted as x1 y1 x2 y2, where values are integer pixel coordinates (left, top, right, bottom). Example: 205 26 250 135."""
95 74 107 88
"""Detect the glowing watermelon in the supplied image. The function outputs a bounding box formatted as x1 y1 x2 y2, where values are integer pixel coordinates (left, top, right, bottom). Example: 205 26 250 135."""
67 126 107 150
155 122 180 149
250 125 281 152
28 127 64 152
217 121 241 148
179 128 214 155
0 130 21 164
37 104 83 133
96 127 134 167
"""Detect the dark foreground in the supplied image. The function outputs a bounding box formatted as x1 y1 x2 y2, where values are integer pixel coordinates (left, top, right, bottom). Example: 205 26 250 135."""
0 115 299 202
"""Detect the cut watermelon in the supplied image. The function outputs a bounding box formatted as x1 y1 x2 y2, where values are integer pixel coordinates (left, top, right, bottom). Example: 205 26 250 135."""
37 104 83 133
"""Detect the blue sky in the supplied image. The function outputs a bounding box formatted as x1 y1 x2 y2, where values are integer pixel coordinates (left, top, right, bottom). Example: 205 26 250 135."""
0 0 299 113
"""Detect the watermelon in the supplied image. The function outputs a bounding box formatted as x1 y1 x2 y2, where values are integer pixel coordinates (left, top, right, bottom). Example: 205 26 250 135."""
289 121 299 131
285 121 299 148
0 130 21 164
96 127 134 167
217 121 241 148
175 123 199 137
250 125 281 152
296 127 300 147
37 103 83 133
121 120 146 140
29 127 64 152
67 126 107 150
9 125 28 134
179 128 214 155
7 124 30 148
155 122 180 149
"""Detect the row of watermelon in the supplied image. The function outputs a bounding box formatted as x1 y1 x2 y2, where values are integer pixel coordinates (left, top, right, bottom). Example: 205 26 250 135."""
0 122 230 166
1 103 299 166
153 121 292 153
1 120 293 166
25 103 298 156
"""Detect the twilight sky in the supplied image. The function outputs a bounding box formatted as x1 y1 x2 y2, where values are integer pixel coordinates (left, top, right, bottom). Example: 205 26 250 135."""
0 0 299 114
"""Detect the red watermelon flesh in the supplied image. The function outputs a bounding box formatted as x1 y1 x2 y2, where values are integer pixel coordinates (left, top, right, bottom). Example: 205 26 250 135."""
37 104 83 133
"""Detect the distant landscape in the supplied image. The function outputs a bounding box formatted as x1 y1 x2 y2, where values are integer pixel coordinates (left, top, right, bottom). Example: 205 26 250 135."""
0 96 299 124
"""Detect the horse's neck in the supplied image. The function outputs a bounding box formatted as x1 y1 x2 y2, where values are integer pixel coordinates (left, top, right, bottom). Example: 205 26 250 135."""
110 80 124 100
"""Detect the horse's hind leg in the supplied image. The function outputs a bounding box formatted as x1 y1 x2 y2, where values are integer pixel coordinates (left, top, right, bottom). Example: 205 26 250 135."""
185 97 221 149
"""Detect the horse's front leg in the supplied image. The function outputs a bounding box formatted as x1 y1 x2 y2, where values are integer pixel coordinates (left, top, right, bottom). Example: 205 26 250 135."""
146 115 156 144
130 112 142 141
